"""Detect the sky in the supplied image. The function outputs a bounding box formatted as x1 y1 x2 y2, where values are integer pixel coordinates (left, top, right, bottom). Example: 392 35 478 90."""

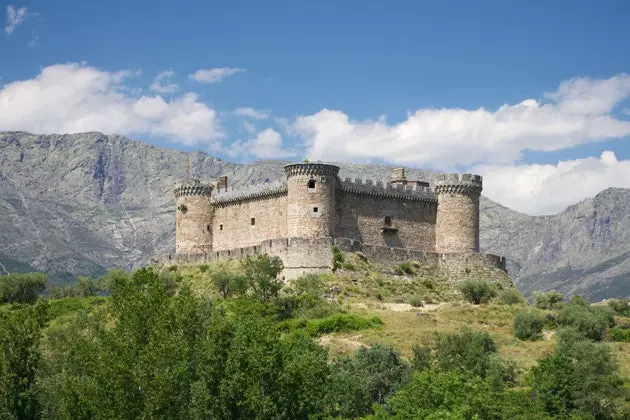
1 0 630 216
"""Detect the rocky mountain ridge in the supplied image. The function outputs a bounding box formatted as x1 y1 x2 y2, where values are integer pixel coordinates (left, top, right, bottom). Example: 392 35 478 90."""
1 131 629 300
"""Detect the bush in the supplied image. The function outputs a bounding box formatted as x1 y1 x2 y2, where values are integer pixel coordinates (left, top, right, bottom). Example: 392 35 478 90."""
434 329 499 379
556 301 613 341
609 326 630 342
608 298 630 317
332 247 344 272
199 264 210 273
240 254 284 302
533 290 564 309
514 309 545 341
396 262 414 275
327 344 410 418
407 295 424 308
0 273 47 304
498 288 526 305
458 280 496 304
306 313 382 336
210 268 249 299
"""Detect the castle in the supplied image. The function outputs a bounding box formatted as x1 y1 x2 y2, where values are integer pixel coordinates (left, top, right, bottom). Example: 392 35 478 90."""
169 163 507 281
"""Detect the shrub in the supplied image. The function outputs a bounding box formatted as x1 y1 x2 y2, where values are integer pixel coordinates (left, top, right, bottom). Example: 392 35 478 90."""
240 254 284 302
0 273 47 304
514 309 545 341
608 298 630 317
556 302 613 341
533 290 564 309
608 326 630 342
199 264 210 273
211 268 249 299
407 295 424 308
498 288 526 305
396 262 414 275
306 313 382 336
327 344 410 418
332 247 344 272
458 280 496 304
434 329 499 378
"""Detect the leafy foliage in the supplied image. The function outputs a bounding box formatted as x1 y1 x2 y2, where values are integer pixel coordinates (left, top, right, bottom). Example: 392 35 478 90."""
514 309 546 340
555 298 614 341
533 290 564 309
608 298 630 316
327 344 410 418
458 279 497 304
609 326 630 342
498 287 527 305
0 273 47 304
332 246 344 272
240 254 284 302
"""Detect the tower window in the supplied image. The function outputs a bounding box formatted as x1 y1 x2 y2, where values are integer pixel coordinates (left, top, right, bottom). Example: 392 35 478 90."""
251 218 256 226
219 224 223 231
384 216 392 227
206 224 211 232
308 179 316 189
313 207 318 213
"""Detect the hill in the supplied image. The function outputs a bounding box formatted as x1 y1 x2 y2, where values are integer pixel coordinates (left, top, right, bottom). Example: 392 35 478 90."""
1 131 630 300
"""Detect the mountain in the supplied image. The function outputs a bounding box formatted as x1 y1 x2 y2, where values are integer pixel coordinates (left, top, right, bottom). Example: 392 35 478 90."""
1 131 629 300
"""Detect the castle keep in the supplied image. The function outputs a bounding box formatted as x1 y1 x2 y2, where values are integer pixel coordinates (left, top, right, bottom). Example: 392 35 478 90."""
170 163 506 280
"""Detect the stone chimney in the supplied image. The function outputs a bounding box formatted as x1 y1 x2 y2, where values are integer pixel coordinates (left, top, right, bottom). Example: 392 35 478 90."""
217 175 228 192
390 168 407 185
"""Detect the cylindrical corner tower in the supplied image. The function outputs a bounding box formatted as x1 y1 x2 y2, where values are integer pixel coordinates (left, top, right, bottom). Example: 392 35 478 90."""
435 173 482 253
284 163 339 238
174 179 214 254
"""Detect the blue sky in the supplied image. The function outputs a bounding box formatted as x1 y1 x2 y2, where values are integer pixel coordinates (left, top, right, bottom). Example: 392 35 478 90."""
2 0 630 215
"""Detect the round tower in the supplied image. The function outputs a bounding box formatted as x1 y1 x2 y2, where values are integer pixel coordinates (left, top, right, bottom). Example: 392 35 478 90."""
174 179 214 254
435 173 482 253
284 163 339 238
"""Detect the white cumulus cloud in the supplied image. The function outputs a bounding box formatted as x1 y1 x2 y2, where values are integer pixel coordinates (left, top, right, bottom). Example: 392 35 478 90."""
189 67 245 84
234 107 269 120
293 74 630 168
475 151 630 215
5 5 27 34
213 128 295 160
149 69 179 94
0 62 223 144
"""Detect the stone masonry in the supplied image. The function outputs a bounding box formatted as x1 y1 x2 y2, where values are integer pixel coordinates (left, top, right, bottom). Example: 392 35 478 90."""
166 163 507 280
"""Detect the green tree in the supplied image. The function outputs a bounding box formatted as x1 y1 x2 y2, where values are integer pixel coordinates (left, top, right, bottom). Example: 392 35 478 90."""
533 290 564 309
0 300 49 419
555 300 613 341
514 309 546 341
530 329 625 418
458 280 496 304
327 344 410 418
498 287 527 305
240 254 284 302
0 273 47 304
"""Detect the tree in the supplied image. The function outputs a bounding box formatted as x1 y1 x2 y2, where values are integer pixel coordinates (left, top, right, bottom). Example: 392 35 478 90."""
514 309 546 341
533 290 564 309
0 300 49 419
240 254 284 302
0 273 47 304
458 280 496 304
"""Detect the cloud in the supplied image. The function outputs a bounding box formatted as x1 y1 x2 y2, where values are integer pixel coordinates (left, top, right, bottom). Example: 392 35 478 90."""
242 120 256 134
293 74 630 168
189 67 245 84
27 34 38 47
149 69 179 94
0 62 222 144
213 128 295 159
234 107 269 120
475 151 630 215
5 5 27 34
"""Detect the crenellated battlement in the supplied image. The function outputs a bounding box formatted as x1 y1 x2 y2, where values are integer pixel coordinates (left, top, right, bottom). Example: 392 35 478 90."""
211 180 287 206
174 179 213 198
340 177 436 202
434 173 482 195
284 163 340 178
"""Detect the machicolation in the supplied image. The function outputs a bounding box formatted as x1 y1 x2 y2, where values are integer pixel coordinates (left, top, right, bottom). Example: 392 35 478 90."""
161 163 507 280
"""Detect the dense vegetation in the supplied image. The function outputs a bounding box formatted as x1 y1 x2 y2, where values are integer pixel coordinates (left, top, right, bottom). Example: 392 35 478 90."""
1 254 630 419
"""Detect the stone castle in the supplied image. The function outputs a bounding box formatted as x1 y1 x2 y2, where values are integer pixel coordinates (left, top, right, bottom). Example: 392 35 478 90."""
168 163 507 281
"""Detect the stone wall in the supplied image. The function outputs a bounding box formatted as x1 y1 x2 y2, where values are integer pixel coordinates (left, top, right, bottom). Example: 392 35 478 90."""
336 191 437 251
175 181 213 254
158 236 507 283
213 194 288 250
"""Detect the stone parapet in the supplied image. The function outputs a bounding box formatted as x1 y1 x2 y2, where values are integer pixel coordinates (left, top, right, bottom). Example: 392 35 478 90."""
211 180 287 206
174 179 213 197
434 173 482 195
340 178 436 202
284 163 340 178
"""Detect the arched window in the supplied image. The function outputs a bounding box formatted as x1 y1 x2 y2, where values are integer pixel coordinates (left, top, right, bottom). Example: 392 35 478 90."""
308 179 316 189
384 216 392 227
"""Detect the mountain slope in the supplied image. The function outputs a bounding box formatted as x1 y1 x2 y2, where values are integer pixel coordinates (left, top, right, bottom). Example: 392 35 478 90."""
1 131 629 299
